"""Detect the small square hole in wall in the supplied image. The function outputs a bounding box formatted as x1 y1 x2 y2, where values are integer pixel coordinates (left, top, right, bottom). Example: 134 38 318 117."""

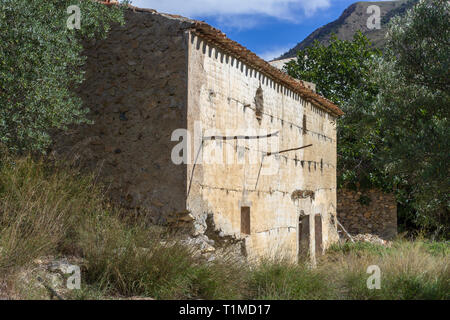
241 207 251 235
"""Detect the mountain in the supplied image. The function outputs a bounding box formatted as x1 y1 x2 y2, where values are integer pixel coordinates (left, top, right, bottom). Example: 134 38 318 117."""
279 0 418 59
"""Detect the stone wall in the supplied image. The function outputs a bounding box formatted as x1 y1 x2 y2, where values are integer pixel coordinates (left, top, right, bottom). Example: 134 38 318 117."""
51 10 192 224
187 33 340 262
337 189 397 239
50 8 342 262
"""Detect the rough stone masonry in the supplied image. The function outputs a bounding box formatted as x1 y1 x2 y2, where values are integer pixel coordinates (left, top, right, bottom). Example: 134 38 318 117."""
337 189 397 239
52 6 345 263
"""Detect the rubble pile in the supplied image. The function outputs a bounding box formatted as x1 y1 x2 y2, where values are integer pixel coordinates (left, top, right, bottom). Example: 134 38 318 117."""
353 233 392 246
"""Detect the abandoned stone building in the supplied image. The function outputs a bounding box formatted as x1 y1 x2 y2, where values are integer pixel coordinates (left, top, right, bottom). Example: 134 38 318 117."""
53 6 346 262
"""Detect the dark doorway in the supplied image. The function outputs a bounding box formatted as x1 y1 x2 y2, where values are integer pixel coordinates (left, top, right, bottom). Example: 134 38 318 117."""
315 214 323 256
298 215 310 258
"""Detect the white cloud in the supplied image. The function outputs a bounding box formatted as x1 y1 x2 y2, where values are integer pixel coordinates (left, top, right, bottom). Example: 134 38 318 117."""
214 15 261 31
258 45 294 61
131 0 331 22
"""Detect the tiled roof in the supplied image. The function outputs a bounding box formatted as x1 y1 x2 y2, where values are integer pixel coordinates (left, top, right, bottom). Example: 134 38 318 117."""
100 2 344 117
191 21 344 116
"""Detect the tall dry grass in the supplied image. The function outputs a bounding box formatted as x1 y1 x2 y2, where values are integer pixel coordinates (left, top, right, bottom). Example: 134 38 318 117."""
319 241 450 300
0 156 448 300
246 241 449 300
0 157 103 273
0 156 247 299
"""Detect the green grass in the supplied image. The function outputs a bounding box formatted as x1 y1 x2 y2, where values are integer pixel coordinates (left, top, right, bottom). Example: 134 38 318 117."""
0 157 448 300
246 260 335 300
321 240 450 300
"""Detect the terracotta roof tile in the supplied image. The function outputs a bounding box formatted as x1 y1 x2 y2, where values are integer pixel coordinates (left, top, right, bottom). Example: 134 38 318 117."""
189 21 343 117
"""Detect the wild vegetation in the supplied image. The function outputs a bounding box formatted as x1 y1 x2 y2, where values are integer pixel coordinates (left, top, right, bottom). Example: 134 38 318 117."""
286 0 449 238
0 157 448 300
0 0 448 300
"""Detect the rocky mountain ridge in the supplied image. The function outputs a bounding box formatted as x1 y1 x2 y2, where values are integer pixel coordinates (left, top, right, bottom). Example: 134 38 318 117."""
279 0 418 59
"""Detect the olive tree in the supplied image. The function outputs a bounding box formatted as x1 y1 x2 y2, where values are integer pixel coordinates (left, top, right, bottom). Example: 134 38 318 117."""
0 0 127 154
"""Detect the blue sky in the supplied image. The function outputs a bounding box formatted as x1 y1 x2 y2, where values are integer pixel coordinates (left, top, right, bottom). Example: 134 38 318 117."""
131 1 384 60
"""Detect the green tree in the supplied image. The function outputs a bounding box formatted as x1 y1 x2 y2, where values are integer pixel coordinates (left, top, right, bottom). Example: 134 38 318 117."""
285 32 380 107
0 0 127 154
285 0 450 237
374 0 449 238
284 32 387 190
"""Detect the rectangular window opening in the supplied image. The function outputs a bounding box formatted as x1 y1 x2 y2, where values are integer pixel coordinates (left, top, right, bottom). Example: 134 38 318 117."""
241 207 251 235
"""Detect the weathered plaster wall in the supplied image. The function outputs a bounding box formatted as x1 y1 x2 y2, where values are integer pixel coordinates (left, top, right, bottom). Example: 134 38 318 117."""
187 33 339 262
337 189 397 239
52 10 191 224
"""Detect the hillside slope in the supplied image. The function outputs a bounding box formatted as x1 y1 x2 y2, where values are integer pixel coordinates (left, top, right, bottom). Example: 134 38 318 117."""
279 0 418 59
